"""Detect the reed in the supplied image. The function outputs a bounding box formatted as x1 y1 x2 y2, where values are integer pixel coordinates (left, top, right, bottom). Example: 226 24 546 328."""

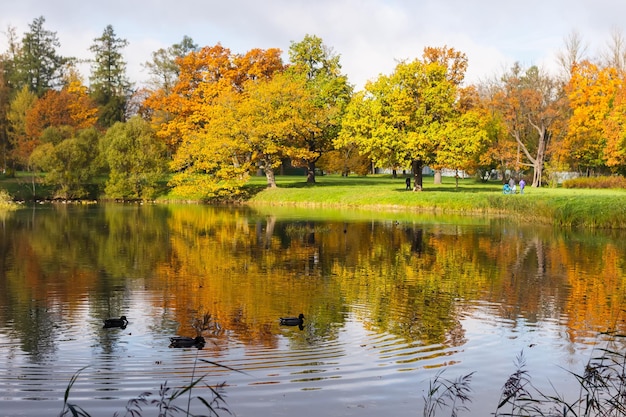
59 358 234 417
422 345 626 417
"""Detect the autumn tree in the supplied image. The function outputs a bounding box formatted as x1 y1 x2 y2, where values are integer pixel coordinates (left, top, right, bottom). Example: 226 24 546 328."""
236 70 321 188
89 25 132 127
288 34 352 183
562 61 620 174
492 64 566 187
474 81 519 181
100 116 167 200
318 144 371 176
604 78 626 173
25 75 98 139
339 47 479 190
148 44 284 198
147 44 236 155
7 85 37 168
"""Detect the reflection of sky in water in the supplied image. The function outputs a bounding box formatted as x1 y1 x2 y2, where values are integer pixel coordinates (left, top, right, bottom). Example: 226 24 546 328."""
0 292 618 416
1 205 625 416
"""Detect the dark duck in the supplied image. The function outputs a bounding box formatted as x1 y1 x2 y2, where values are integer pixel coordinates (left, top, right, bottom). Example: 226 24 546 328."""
103 316 128 329
280 313 305 326
169 336 206 349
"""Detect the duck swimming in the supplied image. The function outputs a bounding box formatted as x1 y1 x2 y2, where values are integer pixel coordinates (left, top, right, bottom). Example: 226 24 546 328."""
103 316 128 329
169 336 206 349
279 313 305 326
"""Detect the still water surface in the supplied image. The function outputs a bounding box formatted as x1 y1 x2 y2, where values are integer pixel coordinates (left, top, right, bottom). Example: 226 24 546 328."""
0 204 625 416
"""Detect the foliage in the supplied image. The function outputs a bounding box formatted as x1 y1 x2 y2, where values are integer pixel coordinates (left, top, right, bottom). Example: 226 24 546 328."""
29 127 99 199
489 63 567 187
89 25 132 127
236 70 320 188
562 61 622 173
25 77 98 138
0 188 16 208
149 43 285 198
562 175 626 189
318 145 372 176
7 85 37 168
338 47 482 190
100 116 167 200
287 34 352 183
12 16 66 96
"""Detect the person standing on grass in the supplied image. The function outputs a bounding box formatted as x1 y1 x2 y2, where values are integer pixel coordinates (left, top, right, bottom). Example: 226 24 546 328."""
519 178 526 194
509 177 516 193
406 177 411 190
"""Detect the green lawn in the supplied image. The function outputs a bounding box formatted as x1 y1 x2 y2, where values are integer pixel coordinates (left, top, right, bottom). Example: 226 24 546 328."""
246 174 626 228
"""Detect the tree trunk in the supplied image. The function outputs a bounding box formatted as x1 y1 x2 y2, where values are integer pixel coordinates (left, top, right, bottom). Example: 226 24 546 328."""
412 160 423 191
433 169 442 184
306 161 316 184
264 163 277 188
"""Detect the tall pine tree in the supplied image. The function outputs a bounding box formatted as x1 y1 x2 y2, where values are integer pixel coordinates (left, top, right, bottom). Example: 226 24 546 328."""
14 16 66 97
89 25 131 128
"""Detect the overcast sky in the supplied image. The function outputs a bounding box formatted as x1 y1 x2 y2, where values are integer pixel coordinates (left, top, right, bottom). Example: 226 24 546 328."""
1 0 624 89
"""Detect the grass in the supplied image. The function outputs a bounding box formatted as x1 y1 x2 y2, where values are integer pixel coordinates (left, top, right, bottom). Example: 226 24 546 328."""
3 172 626 228
246 174 626 229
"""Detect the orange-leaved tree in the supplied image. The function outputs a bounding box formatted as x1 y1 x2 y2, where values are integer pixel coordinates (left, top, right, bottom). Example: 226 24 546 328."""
147 44 286 198
25 76 98 140
562 61 622 174
491 64 566 187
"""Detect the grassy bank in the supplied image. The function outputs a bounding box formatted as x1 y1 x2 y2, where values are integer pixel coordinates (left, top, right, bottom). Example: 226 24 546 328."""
2 172 626 228
246 174 626 229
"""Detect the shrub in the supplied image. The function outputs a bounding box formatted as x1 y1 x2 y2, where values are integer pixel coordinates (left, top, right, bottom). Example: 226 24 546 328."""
562 175 626 189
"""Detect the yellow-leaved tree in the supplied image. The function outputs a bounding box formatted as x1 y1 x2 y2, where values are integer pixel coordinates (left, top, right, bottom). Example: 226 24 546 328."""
146 44 285 199
563 61 622 174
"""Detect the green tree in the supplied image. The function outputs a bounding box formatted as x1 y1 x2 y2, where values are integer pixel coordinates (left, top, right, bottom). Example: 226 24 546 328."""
89 25 132 128
288 34 352 183
339 54 462 190
101 116 167 200
13 16 66 96
435 110 489 187
29 127 99 199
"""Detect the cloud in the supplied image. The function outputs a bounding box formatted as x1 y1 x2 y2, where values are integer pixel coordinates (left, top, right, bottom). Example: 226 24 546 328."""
1 0 626 90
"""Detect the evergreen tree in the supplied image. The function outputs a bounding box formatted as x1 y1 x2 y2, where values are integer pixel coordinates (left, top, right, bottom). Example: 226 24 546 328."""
89 25 132 128
13 16 66 96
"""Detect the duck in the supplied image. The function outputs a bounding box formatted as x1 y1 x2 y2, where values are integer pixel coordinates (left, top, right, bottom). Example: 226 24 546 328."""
103 316 128 329
169 336 206 349
279 313 305 326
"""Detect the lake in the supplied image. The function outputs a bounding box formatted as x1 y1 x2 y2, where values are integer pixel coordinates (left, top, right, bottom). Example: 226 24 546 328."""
0 203 625 416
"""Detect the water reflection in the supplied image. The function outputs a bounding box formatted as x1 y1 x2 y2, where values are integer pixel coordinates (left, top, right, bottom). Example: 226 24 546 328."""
0 204 625 415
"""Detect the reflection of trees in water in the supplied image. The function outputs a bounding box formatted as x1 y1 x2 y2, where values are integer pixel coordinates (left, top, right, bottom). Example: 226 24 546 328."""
2 205 626 359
